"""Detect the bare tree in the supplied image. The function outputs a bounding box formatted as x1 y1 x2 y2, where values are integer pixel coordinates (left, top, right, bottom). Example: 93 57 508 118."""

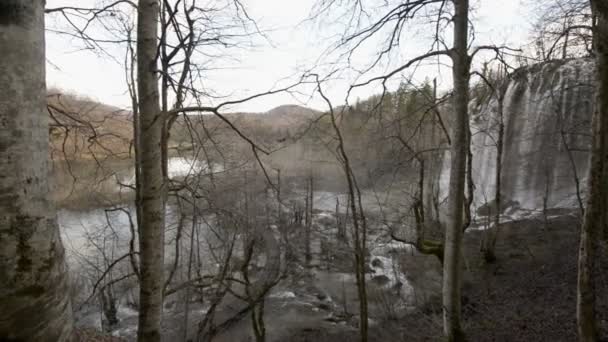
312 0 523 339
529 0 593 60
577 0 608 341
441 2 470 340
473 66 509 263
136 1 165 340
0 1 73 340
315 76 371 342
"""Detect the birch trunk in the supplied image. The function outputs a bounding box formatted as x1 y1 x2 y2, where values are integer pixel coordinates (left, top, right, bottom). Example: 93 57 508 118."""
137 1 165 341
576 1 607 340
0 1 73 340
442 0 470 340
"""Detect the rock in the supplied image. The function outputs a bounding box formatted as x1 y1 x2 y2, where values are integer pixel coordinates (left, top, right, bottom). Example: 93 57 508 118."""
316 302 332 311
371 275 390 286
476 198 520 216
371 257 383 268
315 214 335 227
270 291 296 299
324 314 344 323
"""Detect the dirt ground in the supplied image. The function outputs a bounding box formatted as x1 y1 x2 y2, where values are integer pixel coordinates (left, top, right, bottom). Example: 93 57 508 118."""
458 212 608 342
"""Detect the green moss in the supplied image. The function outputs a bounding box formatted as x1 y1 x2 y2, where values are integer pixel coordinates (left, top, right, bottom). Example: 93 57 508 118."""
419 240 444 264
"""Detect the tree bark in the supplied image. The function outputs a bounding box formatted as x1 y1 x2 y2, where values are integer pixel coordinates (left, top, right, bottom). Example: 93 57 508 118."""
0 1 74 340
305 176 313 267
489 97 504 257
442 0 470 340
137 1 165 341
577 1 607 341
483 80 506 263
319 84 368 342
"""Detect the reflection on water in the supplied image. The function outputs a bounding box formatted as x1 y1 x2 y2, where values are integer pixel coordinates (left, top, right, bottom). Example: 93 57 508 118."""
167 157 223 178
115 157 224 189
58 207 135 264
52 156 224 209
58 204 221 272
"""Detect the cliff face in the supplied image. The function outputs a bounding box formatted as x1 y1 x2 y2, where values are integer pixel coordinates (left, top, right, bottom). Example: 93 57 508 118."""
441 59 595 211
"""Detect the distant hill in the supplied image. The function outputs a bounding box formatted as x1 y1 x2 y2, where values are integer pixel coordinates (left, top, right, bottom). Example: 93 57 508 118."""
46 90 320 161
197 104 320 140
186 104 320 131
47 90 133 161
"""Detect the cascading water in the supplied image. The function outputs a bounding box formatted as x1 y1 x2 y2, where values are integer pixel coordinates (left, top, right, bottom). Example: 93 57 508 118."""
440 58 595 212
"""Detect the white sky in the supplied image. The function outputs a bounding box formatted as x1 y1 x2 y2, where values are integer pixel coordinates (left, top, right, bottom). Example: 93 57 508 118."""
45 0 534 113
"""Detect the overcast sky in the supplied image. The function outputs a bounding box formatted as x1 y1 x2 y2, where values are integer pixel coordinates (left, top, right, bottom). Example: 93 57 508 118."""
45 0 533 113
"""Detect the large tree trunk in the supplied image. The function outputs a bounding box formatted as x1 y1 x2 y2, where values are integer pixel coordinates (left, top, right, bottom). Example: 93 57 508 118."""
0 1 74 340
442 0 470 340
137 1 165 341
577 1 607 341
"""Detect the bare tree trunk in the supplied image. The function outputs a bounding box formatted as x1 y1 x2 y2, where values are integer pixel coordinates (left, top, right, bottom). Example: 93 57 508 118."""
562 19 570 59
336 197 346 240
125 26 143 278
484 83 506 263
182 208 197 342
159 1 171 208
305 176 313 267
426 78 440 222
489 99 504 255
304 181 310 267
0 1 74 340
345 195 351 241
277 169 282 227
443 0 470 340
251 300 266 342
317 81 368 342
562 130 585 217
137 1 165 341
577 1 607 340
542 160 551 230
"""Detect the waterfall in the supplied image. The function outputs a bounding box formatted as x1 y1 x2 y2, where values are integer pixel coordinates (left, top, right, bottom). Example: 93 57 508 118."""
440 58 595 212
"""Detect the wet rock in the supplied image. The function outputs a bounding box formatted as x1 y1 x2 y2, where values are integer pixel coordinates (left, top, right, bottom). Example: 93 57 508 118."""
315 214 335 227
371 275 390 286
316 302 332 311
392 281 403 291
477 199 520 216
324 311 351 324
371 257 383 268
315 292 328 301
270 291 296 299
